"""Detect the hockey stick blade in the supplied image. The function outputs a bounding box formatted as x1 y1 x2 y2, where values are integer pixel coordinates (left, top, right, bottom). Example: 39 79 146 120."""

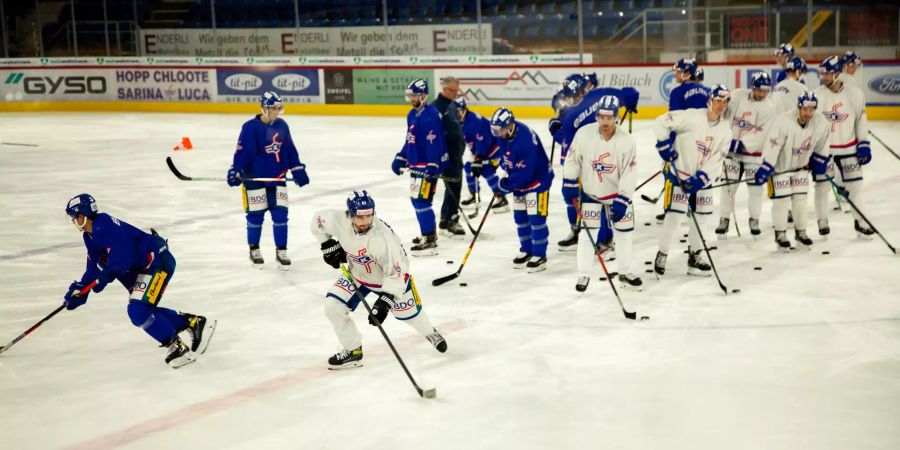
431 272 460 286
640 193 660 204
166 156 192 180
420 388 437 399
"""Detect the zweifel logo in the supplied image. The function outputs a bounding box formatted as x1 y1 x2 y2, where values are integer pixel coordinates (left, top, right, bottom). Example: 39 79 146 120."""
659 70 676 102
5 72 107 94
868 74 900 95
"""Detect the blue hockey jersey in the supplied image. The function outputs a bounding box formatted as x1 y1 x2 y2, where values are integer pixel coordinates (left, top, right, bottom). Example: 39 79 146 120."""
78 213 166 286
399 104 448 173
668 81 710 111
232 115 303 188
554 87 638 164
498 120 554 193
461 111 499 160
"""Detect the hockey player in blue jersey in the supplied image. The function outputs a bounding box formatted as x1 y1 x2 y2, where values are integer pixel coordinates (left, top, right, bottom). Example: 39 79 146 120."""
548 73 586 141
669 58 710 111
226 91 310 270
63 194 215 368
491 107 554 272
773 43 795 84
553 78 639 251
391 79 449 256
454 97 510 214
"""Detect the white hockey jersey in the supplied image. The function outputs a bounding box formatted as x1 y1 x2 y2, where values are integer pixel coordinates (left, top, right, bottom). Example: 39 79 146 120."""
310 209 410 298
653 109 731 181
771 77 808 114
563 124 636 202
813 82 869 157
724 88 777 162
762 110 830 171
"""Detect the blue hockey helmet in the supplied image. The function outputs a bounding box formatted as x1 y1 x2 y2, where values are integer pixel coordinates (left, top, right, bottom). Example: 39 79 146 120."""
565 73 587 92
596 95 620 118
695 67 705 82
582 72 598 87
259 91 284 114
774 43 795 57
797 91 818 110
559 78 582 101
751 72 772 90
818 56 843 74
490 107 515 138
785 56 807 74
842 50 862 66
454 96 468 110
347 190 375 217
406 78 428 97
66 193 98 219
708 84 731 103
673 58 698 78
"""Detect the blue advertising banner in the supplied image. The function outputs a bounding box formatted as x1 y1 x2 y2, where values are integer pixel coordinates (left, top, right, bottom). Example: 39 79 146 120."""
216 68 322 103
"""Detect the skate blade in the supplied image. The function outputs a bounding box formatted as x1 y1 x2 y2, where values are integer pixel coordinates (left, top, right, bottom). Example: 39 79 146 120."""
557 245 578 252
716 233 728 241
687 268 713 277
618 281 644 292
328 361 363 370
491 206 510 214
856 233 875 241
411 248 439 257
197 320 217 355
526 265 547 273
276 264 291 271
777 246 791 253
169 354 197 369
251 263 264 270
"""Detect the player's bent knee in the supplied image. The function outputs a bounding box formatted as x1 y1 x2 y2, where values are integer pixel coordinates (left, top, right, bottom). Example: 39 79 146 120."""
127 301 155 328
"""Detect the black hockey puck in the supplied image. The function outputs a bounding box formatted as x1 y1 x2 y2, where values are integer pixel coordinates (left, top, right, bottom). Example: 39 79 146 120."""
754 267 762 271
645 269 653 273
640 316 650 320
731 289 741 293
822 251 830 255
710 246 718 251
459 282 467 287
446 260 453 264
679 239 686 243
682 233 688 238
644 261 651 265
644 222 651 226
598 277 606 281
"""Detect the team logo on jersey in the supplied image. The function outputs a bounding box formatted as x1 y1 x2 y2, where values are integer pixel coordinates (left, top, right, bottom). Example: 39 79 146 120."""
265 132 283 163
822 103 849 132
696 136 714 159
406 125 416 145
475 133 484 142
792 136 812 157
732 111 763 138
590 152 617 182
426 130 437 144
348 248 375 273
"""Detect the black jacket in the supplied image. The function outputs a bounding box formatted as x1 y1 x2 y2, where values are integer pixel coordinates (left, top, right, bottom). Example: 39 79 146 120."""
432 93 465 161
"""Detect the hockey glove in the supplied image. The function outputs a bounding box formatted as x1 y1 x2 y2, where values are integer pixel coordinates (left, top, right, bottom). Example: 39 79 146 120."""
656 131 678 162
856 140 872 165
610 195 630 223
391 154 407 176
754 161 774 185
368 294 394 326
226 167 242 187
424 162 442 180
470 157 484 178
561 178 579 206
320 238 346 269
91 267 115 294
291 165 310 187
728 139 747 155
497 177 513 195
548 117 562 136
810 152 831 176
682 170 710 194
64 281 89 310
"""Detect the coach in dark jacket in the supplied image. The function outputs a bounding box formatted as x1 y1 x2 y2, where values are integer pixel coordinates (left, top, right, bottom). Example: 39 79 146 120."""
433 76 466 237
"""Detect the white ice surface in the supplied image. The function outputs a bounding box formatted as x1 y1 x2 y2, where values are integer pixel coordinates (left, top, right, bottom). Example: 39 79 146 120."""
1 112 899 450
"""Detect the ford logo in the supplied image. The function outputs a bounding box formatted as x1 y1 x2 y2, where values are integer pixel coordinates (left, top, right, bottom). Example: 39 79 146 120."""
868 74 900 95
224 73 262 91
272 73 311 92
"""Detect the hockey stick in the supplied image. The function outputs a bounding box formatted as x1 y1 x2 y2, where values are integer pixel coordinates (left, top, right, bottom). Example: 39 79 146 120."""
166 157 295 183
676 182 731 295
467 189 480 220
549 140 556 168
827 178 897 255
572 199 638 320
869 131 900 162
433 196 497 286
339 265 436 399
402 168 461 183
1 142 38 147
441 182 478 235
641 185 664 205
0 281 96 355
703 167 806 190
635 170 661 193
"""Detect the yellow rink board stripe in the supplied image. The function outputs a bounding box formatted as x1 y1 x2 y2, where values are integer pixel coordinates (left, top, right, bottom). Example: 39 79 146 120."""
1 101 898 120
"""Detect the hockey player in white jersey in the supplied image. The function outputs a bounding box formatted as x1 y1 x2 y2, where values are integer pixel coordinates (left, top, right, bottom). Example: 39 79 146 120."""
811 56 874 238
771 57 808 114
839 51 863 90
715 72 777 238
773 43 795 84
755 91 830 250
653 84 732 276
311 191 447 369
563 95 641 292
